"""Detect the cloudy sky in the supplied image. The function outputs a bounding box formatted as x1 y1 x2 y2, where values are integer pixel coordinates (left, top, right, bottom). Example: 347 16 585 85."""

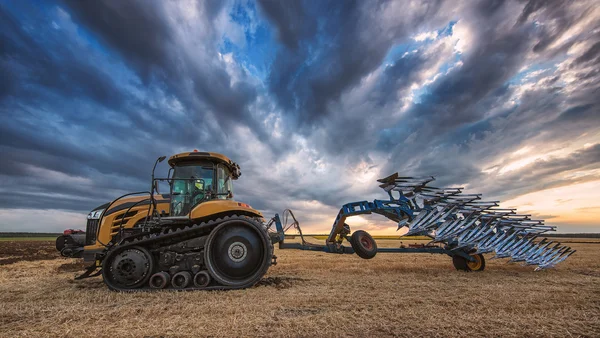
1 0 599 234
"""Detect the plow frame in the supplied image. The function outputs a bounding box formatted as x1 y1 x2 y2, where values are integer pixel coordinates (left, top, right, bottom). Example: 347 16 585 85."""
268 199 475 262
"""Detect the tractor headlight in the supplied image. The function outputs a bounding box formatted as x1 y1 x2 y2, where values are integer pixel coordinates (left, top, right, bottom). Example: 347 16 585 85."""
87 209 105 220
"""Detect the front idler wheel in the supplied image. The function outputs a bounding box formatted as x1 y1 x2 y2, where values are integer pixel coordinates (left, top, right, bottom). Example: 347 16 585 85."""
149 272 171 289
102 246 154 290
171 271 192 289
350 230 378 259
204 218 272 287
193 271 211 288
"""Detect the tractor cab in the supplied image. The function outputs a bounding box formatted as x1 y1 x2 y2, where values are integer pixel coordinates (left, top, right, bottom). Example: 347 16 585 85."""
167 151 241 217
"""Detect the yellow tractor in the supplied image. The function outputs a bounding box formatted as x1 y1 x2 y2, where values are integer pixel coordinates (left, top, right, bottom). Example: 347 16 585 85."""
58 151 273 291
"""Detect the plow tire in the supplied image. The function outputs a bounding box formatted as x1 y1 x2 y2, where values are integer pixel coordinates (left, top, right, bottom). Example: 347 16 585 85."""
453 253 485 272
452 255 469 271
466 253 485 272
350 230 377 259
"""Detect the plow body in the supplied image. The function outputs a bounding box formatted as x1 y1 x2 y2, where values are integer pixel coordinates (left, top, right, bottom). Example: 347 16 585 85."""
268 173 574 271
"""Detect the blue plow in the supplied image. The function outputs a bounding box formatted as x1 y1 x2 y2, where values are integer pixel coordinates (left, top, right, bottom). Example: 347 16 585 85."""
267 173 574 271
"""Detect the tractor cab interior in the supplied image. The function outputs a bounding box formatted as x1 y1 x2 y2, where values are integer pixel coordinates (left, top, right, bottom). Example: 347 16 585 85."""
169 160 234 217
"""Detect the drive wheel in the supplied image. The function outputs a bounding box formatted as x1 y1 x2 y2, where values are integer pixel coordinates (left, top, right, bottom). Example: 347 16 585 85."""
102 246 154 290
350 230 377 259
204 217 272 287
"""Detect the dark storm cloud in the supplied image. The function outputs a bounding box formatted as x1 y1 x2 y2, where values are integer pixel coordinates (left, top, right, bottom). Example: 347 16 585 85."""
0 0 270 214
62 0 176 80
374 0 600 197
481 144 600 199
257 0 315 50
0 3 184 211
258 0 446 126
1 0 599 232
64 0 261 137
0 4 125 109
574 42 600 65
375 47 438 107
400 4 532 135
0 192 96 212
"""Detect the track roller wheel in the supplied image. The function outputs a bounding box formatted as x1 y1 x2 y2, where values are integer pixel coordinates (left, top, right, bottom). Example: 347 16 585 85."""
193 271 211 288
102 246 154 290
171 271 192 289
149 272 171 289
204 217 272 287
453 253 485 272
349 230 377 259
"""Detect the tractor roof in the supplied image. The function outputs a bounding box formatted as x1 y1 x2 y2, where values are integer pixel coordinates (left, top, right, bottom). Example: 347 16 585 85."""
168 151 241 178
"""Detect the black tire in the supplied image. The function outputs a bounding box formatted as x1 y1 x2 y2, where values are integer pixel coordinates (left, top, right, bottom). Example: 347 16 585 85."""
350 230 377 259
56 235 67 252
102 246 154 290
204 216 272 287
453 253 485 272
149 272 170 289
193 271 211 288
452 255 469 271
172 271 192 289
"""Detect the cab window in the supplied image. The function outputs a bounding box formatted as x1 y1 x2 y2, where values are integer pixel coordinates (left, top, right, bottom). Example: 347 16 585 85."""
216 165 233 199
171 164 214 216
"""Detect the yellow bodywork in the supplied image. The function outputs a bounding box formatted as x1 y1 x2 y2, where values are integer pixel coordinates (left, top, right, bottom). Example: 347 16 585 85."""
86 151 261 252
87 197 262 251
190 200 263 220
168 151 234 167
85 195 170 251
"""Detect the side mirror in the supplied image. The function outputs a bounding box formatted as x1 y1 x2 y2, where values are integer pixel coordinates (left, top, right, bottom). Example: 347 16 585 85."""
153 180 160 194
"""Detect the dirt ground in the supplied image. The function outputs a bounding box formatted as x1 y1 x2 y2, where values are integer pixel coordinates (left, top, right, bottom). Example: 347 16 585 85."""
0 238 599 337
0 240 57 266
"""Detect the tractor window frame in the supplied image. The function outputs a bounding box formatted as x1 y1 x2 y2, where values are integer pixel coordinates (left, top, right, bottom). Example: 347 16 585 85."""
170 161 216 216
216 164 233 199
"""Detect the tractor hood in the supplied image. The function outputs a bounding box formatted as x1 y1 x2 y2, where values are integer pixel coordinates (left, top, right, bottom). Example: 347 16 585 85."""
100 194 171 219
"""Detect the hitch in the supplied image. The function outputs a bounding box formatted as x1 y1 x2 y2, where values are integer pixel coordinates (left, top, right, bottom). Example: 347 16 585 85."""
75 263 102 280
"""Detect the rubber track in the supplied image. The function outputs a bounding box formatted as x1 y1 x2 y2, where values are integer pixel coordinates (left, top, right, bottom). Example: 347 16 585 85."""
101 214 273 292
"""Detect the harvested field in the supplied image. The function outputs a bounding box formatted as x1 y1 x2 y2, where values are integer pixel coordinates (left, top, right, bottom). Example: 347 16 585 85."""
0 238 599 337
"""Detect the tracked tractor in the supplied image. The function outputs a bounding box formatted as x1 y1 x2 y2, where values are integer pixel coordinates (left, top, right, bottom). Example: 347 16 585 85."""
59 151 575 292
63 151 273 291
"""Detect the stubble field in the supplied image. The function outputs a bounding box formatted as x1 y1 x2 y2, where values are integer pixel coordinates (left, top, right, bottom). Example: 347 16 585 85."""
0 238 599 337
